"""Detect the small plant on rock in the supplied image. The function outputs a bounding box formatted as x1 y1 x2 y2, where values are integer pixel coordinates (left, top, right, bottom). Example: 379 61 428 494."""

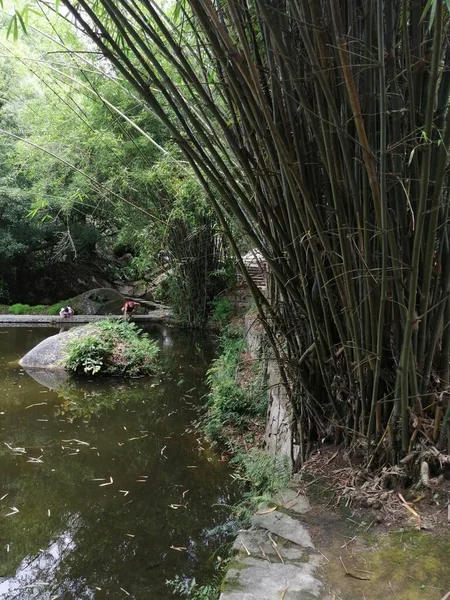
65 320 160 377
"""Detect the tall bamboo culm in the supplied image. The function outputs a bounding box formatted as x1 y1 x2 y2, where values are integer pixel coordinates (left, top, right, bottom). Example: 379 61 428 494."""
58 0 450 467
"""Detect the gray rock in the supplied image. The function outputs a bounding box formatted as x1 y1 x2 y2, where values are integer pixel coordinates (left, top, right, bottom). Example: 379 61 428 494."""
220 557 322 600
251 511 313 548
116 284 134 297
232 529 307 563
273 488 311 515
130 280 147 298
21 367 70 389
19 326 89 370
71 288 125 315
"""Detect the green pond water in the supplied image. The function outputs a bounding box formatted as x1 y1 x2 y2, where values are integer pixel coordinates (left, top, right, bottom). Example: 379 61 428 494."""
0 325 235 599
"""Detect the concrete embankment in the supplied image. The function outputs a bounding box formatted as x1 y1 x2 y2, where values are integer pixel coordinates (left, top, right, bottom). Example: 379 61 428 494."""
0 312 173 325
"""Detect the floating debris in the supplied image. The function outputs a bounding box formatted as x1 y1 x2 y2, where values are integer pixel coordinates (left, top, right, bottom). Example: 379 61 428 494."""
4 507 19 517
26 402 47 409
99 476 113 487
62 439 90 446
27 456 44 464
4 442 26 454
127 434 148 442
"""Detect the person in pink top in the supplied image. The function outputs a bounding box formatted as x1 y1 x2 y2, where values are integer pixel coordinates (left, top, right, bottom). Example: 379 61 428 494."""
121 300 140 320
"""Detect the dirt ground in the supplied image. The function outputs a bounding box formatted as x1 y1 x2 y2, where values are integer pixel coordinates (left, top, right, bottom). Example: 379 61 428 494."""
292 447 450 600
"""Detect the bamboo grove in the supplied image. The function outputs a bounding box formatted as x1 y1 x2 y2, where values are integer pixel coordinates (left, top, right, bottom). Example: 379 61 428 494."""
47 0 450 466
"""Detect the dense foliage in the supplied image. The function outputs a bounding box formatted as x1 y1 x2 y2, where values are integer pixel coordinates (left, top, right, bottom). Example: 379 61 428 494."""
32 0 448 468
0 8 232 321
205 329 267 443
65 320 160 376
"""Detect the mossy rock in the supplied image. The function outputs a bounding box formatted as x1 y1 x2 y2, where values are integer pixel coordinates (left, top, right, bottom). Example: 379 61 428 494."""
19 321 160 377
70 288 126 315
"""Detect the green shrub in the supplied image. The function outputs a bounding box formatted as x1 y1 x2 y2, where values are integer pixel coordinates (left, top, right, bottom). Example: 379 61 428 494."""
65 320 160 377
65 334 113 375
233 448 292 495
166 576 221 600
8 303 31 314
210 298 233 326
229 448 292 526
29 305 47 313
48 304 63 315
204 330 267 442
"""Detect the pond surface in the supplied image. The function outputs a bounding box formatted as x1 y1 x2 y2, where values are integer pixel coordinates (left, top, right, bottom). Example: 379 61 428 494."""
0 325 235 599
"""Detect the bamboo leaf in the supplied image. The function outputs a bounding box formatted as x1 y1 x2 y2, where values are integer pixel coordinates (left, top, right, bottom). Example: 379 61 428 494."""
421 0 435 23
173 0 185 23
16 10 28 36
6 15 16 40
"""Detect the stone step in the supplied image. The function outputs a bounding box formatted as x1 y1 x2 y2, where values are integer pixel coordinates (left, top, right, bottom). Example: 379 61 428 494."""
219 490 328 600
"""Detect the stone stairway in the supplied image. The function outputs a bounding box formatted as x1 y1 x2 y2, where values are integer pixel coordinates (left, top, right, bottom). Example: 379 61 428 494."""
239 250 268 293
219 486 329 600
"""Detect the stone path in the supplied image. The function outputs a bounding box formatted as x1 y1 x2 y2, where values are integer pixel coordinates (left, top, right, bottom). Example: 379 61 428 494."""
220 488 330 600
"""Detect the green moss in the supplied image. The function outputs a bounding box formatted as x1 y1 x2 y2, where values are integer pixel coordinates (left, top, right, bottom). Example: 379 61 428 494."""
323 529 450 600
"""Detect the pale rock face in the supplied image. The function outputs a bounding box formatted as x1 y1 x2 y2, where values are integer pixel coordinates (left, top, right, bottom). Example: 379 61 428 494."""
19 327 87 370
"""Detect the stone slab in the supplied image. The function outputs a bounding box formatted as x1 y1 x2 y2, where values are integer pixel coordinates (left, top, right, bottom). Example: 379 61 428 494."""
274 488 311 515
232 529 307 563
220 556 322 600
251 510 314 548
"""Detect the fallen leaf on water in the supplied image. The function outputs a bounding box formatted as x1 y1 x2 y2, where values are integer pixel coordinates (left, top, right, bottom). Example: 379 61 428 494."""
127 434 148 441
4 507 19 517
119 490 129 496
170 545 187 551
27 456 44 464
4 442 26 454
62 439 90 446
26 402 47 409
99 476 113 487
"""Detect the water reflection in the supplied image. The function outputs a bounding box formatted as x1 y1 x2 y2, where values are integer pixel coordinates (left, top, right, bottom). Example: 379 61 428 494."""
0 325 234 599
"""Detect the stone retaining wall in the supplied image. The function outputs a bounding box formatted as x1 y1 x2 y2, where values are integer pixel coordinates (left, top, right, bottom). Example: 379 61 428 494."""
244 314 299 465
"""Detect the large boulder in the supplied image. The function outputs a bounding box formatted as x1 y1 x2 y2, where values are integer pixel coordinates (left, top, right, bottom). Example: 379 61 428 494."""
19 327 87 370
20 321 160 377
71 288 125 315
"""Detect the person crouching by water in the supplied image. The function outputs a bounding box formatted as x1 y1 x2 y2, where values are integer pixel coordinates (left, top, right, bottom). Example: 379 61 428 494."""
121 300 140 321
59 306 74 319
